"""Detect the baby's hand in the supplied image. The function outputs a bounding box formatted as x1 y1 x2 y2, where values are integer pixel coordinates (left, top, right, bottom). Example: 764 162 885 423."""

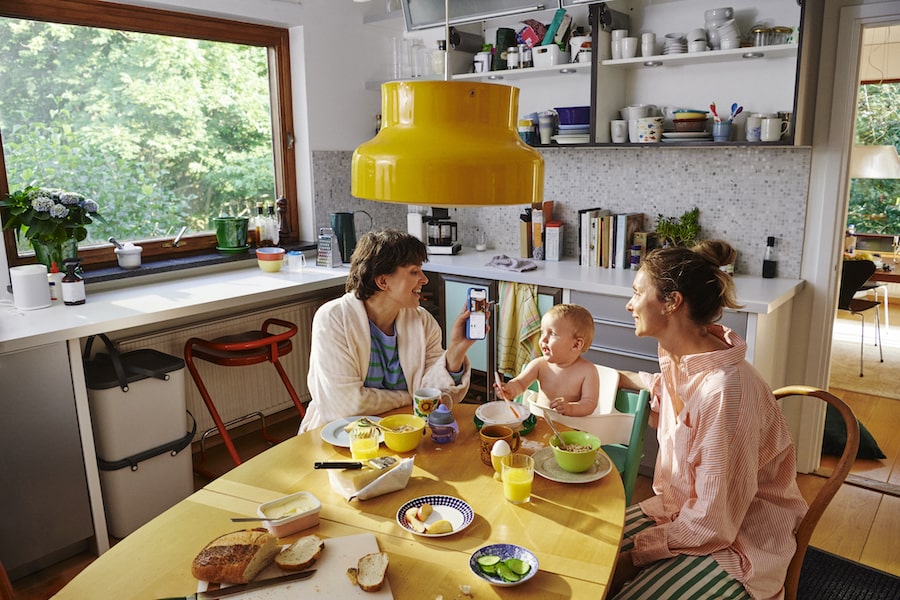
549 396 569 416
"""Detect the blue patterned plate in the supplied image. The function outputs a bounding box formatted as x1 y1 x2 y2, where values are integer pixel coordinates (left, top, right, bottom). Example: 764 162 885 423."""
396 494 474 537
469 543 539 587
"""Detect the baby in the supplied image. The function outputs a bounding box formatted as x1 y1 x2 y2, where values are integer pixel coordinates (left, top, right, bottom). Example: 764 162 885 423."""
497 304 600 417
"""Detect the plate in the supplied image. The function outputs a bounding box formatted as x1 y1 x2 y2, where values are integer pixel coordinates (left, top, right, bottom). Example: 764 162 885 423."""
551 134 590 145
320 416 384 448
216 244 251 254
662 131 712 139
469 543 539 587
532 446 613 483
558 124 590 132
396 494 474 537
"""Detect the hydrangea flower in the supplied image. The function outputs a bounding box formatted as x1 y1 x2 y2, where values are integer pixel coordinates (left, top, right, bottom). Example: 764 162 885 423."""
0 184 105 245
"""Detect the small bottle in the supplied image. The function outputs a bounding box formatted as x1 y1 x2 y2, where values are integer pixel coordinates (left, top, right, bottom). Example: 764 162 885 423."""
47 261 64 301
427 404 458 444
266 203 280 246
762 236 777 278
62 260 86 305
254 202 265 247
629 245 642 271
506 46 519 69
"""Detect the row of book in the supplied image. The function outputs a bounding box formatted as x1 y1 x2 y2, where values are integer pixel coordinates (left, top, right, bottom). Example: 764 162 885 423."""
578 208 655 269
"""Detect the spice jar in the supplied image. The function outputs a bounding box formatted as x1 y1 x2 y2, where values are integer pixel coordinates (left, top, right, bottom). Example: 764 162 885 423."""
750 25 772 47
771 26 793 45
506 46 519 69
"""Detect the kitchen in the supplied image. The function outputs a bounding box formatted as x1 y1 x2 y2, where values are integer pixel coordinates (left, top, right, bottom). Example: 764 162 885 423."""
0 0 888 594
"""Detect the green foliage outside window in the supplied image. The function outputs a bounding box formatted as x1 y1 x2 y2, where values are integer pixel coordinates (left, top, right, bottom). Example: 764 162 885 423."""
0 18 276 251
850 83 900 234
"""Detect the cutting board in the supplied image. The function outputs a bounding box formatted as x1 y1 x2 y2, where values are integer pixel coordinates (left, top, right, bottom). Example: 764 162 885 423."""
199 533 393 599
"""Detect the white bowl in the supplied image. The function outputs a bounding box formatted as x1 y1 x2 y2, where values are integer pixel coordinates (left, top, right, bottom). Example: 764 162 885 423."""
475 401 529 430
114 245 142 269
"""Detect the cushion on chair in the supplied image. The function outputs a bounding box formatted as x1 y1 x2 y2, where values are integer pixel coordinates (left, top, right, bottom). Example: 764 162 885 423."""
822 404 886 460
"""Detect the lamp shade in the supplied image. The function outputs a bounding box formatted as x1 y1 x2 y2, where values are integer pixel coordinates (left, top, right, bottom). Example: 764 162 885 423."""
351 81 544 206
849 145 900 178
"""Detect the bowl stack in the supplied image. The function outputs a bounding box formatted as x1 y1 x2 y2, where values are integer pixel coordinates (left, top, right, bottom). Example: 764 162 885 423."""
705 7 736 50
552 106 590 145
672 110 709 132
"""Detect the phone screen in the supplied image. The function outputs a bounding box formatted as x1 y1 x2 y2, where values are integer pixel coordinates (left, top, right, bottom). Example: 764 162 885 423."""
467 288 487 340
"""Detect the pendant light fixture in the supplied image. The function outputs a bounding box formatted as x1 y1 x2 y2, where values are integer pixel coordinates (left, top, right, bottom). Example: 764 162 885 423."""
351 1 544 207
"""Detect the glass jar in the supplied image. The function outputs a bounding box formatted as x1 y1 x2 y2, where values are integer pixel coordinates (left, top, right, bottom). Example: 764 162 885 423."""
771 26 793 45
506 46 519 69
750 25 771 47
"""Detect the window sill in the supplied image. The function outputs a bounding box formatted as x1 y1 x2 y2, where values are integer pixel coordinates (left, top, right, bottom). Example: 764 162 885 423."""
82 241 318 290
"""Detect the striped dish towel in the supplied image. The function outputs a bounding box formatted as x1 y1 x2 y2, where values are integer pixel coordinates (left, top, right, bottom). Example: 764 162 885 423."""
496 281 542 378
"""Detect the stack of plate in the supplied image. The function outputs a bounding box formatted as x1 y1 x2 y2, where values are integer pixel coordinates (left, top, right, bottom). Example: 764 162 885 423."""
662 131 712 142
552 133 590 145
663 33 686 55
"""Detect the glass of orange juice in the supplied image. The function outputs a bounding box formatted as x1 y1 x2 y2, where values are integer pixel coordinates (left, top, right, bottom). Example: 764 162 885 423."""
501 453 534 504
349 426 379 460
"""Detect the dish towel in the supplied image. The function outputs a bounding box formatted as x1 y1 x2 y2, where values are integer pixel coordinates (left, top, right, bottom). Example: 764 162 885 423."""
496 281 542 378
486 254 538 272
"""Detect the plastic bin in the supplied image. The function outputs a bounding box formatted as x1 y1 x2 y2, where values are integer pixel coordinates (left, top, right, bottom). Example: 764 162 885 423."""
84 334 195 538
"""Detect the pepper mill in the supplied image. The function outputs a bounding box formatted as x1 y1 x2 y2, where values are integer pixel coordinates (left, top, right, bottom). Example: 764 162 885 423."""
427 403 458 444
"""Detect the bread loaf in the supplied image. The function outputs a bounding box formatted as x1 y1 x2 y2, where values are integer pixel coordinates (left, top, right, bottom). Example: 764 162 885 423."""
356 551 389 592
275 534 324 571
191 529 279 584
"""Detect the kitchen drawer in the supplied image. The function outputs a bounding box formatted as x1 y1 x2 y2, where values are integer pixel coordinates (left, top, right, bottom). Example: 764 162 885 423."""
720 310 748 337
585 347 659 374
571 290 632 323
593 319 659 357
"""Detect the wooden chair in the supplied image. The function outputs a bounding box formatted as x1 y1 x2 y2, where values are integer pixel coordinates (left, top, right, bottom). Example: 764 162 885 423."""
773 385 860 600
602 388 651 505
184 318 306 477
838 260 884 376
0 559 14 600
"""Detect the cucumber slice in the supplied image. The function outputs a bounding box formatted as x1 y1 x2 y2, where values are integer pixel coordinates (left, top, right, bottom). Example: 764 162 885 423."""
496 563 521 582
505 558 531 576
476 555 501 567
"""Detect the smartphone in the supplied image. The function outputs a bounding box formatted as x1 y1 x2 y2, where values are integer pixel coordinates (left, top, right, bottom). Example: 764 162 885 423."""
466 287 488 340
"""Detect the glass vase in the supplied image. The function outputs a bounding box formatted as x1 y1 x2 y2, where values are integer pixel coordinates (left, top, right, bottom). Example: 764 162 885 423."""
31 238 78 271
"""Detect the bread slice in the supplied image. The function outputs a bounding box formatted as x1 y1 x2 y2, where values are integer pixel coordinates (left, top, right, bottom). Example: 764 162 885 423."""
275 534 324 571
191 529 279 584
356 551 389 592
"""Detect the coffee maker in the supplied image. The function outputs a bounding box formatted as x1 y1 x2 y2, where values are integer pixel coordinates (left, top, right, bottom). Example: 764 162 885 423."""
425 207 461 255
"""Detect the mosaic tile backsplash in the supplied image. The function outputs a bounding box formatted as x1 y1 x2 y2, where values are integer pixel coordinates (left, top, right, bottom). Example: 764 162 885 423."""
312 147 811 279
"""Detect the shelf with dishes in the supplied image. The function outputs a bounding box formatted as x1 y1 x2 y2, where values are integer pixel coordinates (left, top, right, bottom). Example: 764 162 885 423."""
600 43 797 70
453 61 591 82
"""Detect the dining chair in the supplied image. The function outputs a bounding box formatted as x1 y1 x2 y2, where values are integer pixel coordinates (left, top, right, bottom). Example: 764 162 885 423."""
854 279 889 330
838 260 883 376
773 385 859 600
184 318 306 478
602 388 651 505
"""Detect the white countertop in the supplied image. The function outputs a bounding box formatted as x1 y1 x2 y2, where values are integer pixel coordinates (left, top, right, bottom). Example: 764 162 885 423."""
0 249 804 354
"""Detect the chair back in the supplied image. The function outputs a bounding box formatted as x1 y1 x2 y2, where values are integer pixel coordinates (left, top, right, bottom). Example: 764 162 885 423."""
604 388 651 505
839 260 876 310
773 386 859 600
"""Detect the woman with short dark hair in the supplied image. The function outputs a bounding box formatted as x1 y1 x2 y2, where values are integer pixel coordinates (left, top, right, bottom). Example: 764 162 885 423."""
612 240 807 600
300 229 478 432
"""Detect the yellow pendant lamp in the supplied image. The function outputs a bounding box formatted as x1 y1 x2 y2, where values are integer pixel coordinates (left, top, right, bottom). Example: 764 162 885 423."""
351 80 544 206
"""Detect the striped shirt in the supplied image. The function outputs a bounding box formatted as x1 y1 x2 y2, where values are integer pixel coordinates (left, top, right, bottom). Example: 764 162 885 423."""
636 325 808 600
366 321 465 391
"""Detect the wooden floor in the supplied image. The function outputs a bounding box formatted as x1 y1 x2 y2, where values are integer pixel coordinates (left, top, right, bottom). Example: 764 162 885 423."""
12 307 900 597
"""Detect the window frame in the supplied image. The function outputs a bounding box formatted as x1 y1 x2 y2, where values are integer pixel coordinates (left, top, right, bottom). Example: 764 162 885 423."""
0 0 298 269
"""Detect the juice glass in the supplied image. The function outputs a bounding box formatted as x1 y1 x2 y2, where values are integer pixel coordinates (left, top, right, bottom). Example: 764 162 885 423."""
501 453 534 504
349 426 379 460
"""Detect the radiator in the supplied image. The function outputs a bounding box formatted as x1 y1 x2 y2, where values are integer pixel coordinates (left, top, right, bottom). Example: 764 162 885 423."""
114 294 334 438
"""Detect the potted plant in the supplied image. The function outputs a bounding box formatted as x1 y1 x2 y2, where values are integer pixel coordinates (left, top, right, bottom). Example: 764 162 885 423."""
0 185 104 269
655 207 701 248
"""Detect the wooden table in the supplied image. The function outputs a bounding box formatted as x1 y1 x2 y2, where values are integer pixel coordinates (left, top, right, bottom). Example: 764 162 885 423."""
53 405 625 599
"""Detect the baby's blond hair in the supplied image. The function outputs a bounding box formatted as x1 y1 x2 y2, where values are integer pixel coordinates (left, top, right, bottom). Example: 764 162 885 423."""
545 304 594 351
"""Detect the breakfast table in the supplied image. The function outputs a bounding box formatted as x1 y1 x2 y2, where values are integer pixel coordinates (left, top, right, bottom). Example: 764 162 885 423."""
53 404 626 599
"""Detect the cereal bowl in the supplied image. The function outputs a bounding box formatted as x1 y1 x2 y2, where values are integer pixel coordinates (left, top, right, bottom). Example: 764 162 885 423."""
474 401 536 435
550 430 601 473
379 414 426 452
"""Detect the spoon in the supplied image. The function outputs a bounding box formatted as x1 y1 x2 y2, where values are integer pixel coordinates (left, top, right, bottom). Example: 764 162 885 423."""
495 371 520 419
357 417 405 434
230 516 286 522
544 408 569 451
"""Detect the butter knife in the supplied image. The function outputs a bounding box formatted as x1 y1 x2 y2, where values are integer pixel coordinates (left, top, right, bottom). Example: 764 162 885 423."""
158 569 316 599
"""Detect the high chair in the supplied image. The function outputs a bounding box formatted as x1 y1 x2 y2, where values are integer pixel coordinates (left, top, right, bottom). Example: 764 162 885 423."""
184 318 305 477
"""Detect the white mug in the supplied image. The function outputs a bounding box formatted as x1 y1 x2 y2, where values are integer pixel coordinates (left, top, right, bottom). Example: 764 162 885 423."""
621 37 638 59
761 118 789 142
611 119 628 143
745 115 763 142
635 117 663 143
413 388 451 419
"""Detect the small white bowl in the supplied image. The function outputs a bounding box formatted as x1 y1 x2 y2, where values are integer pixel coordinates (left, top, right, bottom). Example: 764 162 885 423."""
257 491 321 537
475 401 529 430
114 245 142 269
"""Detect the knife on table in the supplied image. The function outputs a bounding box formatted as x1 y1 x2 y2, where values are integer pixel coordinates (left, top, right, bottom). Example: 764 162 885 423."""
314 461 363 469
158 569 316 599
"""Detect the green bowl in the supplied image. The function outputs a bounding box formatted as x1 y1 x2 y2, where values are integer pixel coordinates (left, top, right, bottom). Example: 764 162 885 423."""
549 431 601 473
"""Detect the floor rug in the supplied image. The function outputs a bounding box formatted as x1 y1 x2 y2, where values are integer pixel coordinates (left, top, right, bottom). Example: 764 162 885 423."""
828 317 900 400
799 547 900 599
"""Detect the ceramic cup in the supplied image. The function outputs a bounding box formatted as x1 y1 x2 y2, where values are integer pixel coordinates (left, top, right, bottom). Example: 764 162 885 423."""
479 425 520 466
501 453 534 504
538 114 554 145
745 115 763 142
635 116 663 143
611 39 622 60
213 216 249 249
620 104 655 121
712 121 733 142
621 37 638 59
611 119 628 143
413 387 451 420
761 118 789 142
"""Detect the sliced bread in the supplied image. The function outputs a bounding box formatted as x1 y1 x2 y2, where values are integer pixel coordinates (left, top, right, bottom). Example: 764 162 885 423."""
191 529 279 584
356 551 389 592
275 534 324 571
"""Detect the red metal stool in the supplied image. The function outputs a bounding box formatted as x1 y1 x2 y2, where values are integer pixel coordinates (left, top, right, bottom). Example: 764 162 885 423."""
184 318 305 478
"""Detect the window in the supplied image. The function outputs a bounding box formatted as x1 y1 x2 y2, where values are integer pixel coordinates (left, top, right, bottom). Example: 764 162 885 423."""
0 0 298 268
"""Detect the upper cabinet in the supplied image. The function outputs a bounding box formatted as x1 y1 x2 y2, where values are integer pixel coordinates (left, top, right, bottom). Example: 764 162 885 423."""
401 0 557 31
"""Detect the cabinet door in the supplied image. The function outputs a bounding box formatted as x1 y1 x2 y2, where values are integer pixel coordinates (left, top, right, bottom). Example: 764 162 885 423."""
402 0 557 31
443 275 497 403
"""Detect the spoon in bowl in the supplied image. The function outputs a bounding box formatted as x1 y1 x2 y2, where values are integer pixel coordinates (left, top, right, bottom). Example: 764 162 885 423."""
544 405 569 451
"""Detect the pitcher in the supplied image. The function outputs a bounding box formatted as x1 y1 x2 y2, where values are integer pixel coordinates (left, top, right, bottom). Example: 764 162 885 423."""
329 211 373 264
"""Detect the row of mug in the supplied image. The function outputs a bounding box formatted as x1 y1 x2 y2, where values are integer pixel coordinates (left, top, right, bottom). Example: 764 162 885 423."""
609 114 790 143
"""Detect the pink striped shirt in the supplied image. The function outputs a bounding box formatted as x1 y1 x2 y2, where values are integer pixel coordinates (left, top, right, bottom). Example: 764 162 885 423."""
635 325 808 600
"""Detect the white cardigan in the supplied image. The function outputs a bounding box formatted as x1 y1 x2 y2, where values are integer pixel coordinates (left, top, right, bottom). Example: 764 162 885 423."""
299 292 471 432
